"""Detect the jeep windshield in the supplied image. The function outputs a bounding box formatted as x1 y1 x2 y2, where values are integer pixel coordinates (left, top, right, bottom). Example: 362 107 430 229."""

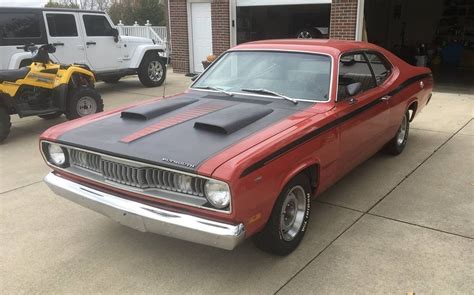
192 51 332 102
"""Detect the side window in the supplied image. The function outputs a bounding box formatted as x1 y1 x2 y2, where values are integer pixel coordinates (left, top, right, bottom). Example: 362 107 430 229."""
366 53 391 86
0 13 41 38
46 14 78 37
338 53 375 100
82 15 113 36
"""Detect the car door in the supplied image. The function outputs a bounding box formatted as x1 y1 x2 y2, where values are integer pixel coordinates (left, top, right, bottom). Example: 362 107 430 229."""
335 52 391 174
43 12 87 65
80 13 121 71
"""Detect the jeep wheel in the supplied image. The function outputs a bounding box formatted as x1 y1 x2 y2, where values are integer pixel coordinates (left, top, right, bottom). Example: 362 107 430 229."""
66 88 104 120
138 55 166 87
102 76 121 84
385 111 410 155
0 107 11 143
253 174 311 255
39 112 63 120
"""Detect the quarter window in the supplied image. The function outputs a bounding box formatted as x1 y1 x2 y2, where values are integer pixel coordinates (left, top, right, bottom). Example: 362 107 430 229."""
82 15 113 36
0 13 41 38
366 53 391 86
46 14 78 37
338 53 375 100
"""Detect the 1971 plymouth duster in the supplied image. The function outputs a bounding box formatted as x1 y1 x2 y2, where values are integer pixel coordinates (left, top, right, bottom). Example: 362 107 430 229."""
40 40 433 255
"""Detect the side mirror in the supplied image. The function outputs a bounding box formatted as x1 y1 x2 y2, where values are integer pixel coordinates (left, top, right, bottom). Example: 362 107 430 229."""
346 82 362 97
191 74 199 81
111 28 119 42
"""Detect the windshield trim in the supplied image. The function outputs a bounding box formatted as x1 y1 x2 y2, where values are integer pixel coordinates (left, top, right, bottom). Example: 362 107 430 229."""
190 49 334 103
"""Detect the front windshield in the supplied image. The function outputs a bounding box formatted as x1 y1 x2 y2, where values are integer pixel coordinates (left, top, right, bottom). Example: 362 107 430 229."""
192 51 332 101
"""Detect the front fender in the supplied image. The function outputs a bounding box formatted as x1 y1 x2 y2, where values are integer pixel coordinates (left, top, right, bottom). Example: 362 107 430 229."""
128 45 165 68
8 52 33 69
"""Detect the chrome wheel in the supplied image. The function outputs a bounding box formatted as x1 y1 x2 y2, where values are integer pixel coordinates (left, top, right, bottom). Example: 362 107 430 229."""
297 31 313 39
280 185 307 241
397 114 408 145
148 61 163 82
76 96 97 117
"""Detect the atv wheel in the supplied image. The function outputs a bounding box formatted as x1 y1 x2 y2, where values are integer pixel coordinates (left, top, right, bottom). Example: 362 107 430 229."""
296 28 322 39
253 174 312 255
39 112 63 120
0 107 11 143
66 87 104 120
138 54 166 87
102 76 121 84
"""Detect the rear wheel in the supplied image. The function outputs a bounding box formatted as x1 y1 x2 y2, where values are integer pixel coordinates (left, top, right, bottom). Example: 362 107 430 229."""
138 54 166 87
0 107 11 143
385 111 410 155
253 174 312 255
65 87 103 120
39 112 62 120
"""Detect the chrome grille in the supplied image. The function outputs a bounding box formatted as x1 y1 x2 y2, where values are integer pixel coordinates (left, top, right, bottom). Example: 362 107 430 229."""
69 149 206 197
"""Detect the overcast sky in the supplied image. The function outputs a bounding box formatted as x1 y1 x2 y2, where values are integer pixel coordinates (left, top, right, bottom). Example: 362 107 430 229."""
0 0 49 7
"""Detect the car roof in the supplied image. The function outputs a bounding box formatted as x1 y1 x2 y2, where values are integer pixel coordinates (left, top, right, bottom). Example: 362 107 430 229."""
0 7 105 14
232 39 381 57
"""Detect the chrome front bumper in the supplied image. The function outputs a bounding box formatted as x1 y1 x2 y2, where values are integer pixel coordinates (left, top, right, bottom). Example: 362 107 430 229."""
44 173 245 250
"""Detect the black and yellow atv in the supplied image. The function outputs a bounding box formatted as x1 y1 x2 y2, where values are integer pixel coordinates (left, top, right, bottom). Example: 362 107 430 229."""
0 44 103 143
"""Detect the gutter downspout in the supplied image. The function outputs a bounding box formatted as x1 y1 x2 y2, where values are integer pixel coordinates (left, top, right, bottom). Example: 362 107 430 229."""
355 0 365 41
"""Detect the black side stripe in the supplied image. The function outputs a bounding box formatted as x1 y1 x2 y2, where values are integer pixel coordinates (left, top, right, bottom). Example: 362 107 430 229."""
240 73 432 178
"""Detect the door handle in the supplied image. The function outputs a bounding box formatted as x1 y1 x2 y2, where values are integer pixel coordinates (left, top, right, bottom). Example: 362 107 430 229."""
52 42 64 46
381 95 391 101
86 41 96 45
348 97 358 105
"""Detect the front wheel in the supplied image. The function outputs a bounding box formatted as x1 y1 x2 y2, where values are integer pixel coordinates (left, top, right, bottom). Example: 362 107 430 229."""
138 54 166 87
385 111 410 155
65 88 104 120
253 174 311 255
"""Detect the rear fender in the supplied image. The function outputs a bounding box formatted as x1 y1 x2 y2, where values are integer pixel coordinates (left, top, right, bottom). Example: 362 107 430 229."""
8 52 33 69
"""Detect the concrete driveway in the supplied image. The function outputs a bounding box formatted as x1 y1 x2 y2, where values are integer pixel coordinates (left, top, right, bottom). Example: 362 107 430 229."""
1 73 473 294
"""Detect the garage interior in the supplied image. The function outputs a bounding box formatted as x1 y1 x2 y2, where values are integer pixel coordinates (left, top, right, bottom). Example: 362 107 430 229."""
236 4 331 44
365 0 474 93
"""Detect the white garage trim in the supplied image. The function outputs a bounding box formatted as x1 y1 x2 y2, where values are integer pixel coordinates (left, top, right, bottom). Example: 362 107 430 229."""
355 0 365 41
236 0 331 7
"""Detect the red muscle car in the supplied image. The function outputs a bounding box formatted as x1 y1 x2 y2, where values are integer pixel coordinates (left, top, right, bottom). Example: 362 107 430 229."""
40 40 433 255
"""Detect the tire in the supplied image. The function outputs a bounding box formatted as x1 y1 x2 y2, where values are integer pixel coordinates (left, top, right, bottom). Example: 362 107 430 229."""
253 174 312 256
0 107 11 143
39 112 62 120
65 87 104 120
102 76 121 84
296 28 322 39
385 111 410 155
138 54 166 87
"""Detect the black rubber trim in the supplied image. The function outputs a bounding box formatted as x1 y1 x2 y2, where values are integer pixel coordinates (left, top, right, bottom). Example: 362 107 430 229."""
240 73 432 178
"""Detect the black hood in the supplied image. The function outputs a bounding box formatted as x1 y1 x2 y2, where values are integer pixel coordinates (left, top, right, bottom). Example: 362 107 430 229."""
57 91 314 172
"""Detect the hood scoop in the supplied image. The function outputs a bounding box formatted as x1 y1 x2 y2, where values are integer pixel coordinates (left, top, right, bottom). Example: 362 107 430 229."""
121 97 198 120
194 104 273 134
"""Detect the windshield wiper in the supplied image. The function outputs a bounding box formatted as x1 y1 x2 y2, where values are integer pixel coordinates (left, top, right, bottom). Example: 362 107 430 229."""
194 86 234 97
241 88 298 104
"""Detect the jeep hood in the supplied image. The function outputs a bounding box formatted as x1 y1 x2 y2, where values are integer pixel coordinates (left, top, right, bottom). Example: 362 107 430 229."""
46 91 332 174
120 35 154 44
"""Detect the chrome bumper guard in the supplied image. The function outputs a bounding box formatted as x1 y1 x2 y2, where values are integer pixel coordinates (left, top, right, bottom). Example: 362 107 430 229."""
44 173 245 250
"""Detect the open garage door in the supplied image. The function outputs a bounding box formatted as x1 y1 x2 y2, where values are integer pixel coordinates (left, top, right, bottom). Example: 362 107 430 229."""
233 0 331 45
364 0 474 93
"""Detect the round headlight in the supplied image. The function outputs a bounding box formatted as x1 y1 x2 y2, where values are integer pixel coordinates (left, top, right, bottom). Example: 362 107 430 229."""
47 143 66 166
204 179 231 209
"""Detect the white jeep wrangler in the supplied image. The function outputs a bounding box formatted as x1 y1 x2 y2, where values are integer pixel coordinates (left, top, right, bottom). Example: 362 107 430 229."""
0 7 167 87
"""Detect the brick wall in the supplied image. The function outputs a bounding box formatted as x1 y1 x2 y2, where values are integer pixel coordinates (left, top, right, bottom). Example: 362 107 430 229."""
330 0 358 40
211 0 231 57
169 0 189 73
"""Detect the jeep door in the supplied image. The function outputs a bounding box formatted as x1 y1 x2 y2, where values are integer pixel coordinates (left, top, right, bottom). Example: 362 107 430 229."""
80 13 121 71
43 11 87 65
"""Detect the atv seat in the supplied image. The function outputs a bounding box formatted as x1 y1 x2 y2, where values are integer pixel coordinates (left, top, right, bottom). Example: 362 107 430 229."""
0 67 31 83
